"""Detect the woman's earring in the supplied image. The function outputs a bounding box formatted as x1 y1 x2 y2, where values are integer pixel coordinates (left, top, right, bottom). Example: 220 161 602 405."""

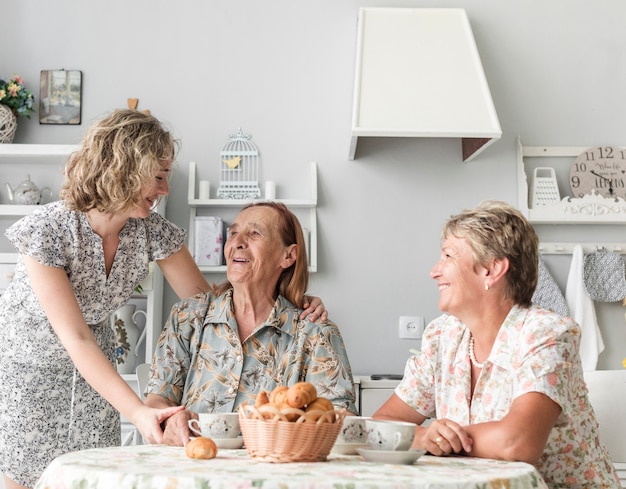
485 283 489 291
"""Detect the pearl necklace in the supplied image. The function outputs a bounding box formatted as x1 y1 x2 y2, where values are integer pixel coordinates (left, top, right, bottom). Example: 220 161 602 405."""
468 336 486 369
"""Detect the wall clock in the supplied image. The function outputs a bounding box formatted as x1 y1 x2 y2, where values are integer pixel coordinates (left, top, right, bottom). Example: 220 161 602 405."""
569 146 626 199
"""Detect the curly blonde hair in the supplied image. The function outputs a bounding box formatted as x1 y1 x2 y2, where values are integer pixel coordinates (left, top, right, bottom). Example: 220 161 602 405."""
60 109 179 214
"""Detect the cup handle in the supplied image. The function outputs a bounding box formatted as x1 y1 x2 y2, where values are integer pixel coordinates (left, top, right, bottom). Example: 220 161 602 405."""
40 187 52 203
132 310 148 356
187 419 202 437
393 432 403 450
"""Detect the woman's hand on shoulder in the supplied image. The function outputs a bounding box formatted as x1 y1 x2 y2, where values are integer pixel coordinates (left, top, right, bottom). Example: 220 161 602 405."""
301 295 328 323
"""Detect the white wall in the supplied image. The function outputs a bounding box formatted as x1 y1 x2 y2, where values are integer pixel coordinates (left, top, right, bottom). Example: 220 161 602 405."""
5 0 626 375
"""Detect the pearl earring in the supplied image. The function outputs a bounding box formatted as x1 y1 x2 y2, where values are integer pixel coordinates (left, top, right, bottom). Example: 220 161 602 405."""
485 283 489 291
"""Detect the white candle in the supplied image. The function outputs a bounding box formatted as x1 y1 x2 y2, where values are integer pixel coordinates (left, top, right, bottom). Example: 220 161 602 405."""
265 181 276 200
199 180 210 200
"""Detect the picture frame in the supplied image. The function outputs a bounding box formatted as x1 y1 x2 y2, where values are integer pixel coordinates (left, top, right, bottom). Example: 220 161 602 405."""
39 70 82 125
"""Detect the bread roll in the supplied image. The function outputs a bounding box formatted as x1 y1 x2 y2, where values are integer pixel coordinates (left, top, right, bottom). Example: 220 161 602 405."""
185 436 218 459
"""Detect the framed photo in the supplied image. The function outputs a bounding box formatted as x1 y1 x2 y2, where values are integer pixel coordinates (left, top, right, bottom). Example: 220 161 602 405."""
39 70 82 125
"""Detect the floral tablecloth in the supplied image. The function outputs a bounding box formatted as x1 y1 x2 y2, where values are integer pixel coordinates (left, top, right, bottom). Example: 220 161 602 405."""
35 444 548 489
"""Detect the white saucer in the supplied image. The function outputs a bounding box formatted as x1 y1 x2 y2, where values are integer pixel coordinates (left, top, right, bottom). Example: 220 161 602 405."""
213 437 244 449
356 448 426 465
331 442 369 455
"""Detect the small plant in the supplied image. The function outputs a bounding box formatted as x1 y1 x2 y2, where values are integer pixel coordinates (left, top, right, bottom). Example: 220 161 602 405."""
0 74 35 118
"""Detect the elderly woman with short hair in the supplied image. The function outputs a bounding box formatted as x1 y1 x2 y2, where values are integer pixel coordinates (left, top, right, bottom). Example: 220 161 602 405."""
374 200 619 488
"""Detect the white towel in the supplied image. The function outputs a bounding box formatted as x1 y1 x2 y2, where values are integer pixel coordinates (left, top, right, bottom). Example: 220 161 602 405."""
565 245 604 370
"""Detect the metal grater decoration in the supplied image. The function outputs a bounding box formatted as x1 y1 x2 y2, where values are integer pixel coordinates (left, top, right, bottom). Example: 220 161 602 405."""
217 128 261 199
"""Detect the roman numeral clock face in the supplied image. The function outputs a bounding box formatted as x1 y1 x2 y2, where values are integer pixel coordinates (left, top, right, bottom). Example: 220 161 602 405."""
570 146 626 200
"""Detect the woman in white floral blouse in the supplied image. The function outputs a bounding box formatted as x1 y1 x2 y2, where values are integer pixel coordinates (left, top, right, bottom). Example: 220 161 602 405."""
374 200 619 489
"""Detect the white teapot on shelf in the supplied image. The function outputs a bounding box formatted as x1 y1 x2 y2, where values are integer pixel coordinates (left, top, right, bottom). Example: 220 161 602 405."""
5 175 52 205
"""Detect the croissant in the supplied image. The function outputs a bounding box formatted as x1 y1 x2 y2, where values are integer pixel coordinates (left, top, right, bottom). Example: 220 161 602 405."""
185 436 218 459
305 396 333 412
269 385 289 405
286 382 318 409
303 397 335 422
255 390 270 407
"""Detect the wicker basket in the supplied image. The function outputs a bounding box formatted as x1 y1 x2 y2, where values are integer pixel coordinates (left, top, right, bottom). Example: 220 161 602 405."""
238 404 346 463
0 105 17 144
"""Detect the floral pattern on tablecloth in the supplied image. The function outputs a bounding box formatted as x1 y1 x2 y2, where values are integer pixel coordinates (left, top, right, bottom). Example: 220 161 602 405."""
35 445 548 489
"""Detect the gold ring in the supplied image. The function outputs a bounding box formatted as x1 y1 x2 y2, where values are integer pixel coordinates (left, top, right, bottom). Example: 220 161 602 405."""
435 436 443 444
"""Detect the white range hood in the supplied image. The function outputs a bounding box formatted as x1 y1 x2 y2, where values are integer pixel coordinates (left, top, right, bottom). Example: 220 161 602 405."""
349 8 501 163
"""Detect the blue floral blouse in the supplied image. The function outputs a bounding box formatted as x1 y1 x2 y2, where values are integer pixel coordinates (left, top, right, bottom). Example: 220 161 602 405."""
147 289 357 414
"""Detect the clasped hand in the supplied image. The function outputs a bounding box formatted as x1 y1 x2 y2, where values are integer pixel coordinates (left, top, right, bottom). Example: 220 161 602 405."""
131 404 186 445
417 418 473 456
159 408 196 446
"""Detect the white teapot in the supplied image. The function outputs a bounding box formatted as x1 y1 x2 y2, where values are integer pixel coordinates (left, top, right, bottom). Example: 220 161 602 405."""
5 175 52 205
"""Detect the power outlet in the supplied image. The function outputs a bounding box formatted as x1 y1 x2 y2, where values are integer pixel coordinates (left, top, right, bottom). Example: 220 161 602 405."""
398 316 424 339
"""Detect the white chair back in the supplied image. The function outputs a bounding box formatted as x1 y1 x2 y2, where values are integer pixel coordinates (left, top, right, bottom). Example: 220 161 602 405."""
136 363 151 400
583 369 626 487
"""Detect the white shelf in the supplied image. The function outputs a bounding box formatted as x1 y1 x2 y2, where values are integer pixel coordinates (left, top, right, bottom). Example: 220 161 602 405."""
517 137 626 224
0 204 46 217
0 252 18 262
188 198 316 208
0 143 79 157
539 242 626 255
0 144 77 213
188 160 318 273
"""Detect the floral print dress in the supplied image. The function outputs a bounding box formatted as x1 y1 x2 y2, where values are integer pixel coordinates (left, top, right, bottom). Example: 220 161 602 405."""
396 305 620 489
0 201 185 487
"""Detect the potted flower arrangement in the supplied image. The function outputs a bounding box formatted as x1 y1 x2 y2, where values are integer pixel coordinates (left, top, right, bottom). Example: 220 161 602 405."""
0 74 36 143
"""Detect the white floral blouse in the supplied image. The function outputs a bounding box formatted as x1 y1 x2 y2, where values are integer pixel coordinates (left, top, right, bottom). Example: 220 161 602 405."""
396 305 620 488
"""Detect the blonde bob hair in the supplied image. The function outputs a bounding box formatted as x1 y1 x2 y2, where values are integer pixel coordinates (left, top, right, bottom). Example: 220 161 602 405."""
60 109 178 214
441 200 538 307
211 202 309 309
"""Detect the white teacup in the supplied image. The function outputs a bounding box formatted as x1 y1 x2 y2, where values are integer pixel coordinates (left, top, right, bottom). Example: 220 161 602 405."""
365 419 416 451
188 412 240 439
336 416 370 444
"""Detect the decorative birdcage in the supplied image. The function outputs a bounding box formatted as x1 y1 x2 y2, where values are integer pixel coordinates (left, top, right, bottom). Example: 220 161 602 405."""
217 128 261 199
